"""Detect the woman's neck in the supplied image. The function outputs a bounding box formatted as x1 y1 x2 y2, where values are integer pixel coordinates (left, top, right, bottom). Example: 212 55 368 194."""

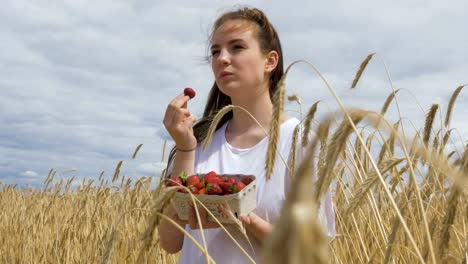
227 90 283 135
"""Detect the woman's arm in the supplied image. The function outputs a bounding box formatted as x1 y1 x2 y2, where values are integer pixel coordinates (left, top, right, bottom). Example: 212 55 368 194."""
158 149 196 253
159 92 197 253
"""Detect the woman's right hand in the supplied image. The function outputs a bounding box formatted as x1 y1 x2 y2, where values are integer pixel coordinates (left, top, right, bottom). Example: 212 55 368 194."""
163 93 198 150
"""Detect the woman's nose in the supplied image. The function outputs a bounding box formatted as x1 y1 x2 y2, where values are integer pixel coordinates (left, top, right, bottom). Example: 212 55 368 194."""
216 49 230 65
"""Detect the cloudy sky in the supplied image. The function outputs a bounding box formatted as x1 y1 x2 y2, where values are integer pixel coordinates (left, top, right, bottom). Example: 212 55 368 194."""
1 0 467 188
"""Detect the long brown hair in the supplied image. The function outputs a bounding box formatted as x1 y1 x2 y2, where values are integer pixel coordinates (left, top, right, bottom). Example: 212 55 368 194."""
164 7 284 178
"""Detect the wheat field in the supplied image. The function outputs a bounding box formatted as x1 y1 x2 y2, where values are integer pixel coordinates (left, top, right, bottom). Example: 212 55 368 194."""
1 55 467 263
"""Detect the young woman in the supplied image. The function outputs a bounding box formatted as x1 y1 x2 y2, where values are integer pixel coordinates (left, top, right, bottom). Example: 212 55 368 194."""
159 7 335 263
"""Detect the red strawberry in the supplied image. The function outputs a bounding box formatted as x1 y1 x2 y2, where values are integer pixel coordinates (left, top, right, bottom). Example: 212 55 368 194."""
203 171 217 179
224 176 237 184
220 182 231 194
206 183 223 195
203 171 222 185
186 175 200 187
230 182 246 193
241 176 255 186
167 175 183 187
184 87 196 99
187 185 198 194
206 176 223 185
197 188 206 195
195 180 204 190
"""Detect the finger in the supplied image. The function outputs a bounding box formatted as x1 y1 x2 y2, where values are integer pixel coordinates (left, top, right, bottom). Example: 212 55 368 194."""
170 93 191 109
169 109 192 128
170 108 191 123
200 207 221 229
199 206 208 228
240 214 251 225
195 205 210 229
188 203 198 229
246 212 261 226
241 212 262 228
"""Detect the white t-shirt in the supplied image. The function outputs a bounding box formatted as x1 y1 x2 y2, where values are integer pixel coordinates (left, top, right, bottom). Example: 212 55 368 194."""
176 117 335 264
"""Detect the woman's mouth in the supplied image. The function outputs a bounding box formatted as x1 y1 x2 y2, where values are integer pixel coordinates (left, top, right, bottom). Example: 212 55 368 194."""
219 71 234 79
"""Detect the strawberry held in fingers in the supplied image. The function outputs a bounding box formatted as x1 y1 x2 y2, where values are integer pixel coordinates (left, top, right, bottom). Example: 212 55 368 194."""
184 87 196 99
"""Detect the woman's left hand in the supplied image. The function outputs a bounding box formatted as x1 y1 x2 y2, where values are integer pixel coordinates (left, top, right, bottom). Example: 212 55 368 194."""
240 212 273 243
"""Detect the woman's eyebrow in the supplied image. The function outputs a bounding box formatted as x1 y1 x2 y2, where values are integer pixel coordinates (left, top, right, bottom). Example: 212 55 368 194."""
210 38 245 50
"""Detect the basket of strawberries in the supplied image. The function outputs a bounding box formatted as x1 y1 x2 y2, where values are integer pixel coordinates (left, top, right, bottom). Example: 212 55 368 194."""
166 171 256 224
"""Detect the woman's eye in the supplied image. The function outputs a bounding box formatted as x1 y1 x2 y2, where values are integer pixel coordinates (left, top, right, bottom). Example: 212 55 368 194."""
211 50 219 56
233 45 244 50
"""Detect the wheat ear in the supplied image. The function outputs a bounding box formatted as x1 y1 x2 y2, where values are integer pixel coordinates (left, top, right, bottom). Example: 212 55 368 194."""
131 144 143 159
380 89 400 115
263 118 331 264
202 105 235 151
288 123 301 177
265 71 287 180
112 161 123 183
351 53 376 89
444 85 465 128
423 104 439 146
346 158 405 215
314 109 366 203
301 101 320 147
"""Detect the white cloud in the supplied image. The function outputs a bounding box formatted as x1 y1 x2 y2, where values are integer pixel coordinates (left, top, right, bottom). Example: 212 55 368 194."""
20 170 39 178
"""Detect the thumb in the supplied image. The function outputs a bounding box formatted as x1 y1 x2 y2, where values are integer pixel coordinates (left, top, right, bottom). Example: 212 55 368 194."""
240 213 255 225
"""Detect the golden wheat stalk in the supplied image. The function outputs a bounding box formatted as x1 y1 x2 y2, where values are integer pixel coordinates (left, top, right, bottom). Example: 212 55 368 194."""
263 119 330 263
314 109 366 203
112 161 123 183
301 101 320 147
132 144 143 159
202 105 235 151
423 104 439 146
351 53 376 89
287 93 301 105
266 72 286 180
437 187 461 262
383 194 410 264
277 61 426 260
380 89 401 115
444 85 465 128
288 123 301 176
346 158 405 215
378 121 400 164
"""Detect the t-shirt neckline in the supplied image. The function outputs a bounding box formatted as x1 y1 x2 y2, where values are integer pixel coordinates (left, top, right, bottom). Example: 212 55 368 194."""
222 117 295 153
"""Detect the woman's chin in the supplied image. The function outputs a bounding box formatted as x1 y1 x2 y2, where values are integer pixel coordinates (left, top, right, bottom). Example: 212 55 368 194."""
217 83 239 96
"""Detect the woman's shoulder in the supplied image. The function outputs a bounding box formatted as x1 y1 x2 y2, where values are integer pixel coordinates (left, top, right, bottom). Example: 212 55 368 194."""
280 115 301 132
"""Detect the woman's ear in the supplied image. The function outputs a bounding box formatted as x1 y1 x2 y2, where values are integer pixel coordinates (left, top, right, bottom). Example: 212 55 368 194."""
264 50 279 74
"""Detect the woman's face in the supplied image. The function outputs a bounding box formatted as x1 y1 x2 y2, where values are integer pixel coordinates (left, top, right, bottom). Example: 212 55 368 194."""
210 19 271 99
